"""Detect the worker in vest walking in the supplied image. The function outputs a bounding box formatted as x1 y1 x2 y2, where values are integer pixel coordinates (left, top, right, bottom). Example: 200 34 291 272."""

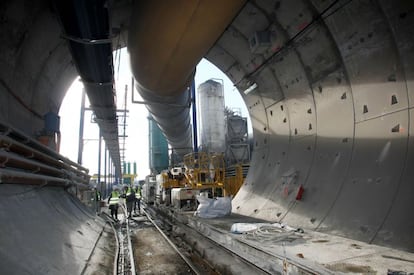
107 185 120 221
134 183 142 215
125 184 136 219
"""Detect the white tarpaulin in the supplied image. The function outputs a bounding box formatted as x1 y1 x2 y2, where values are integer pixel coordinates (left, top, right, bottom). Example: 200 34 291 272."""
194 195 232 218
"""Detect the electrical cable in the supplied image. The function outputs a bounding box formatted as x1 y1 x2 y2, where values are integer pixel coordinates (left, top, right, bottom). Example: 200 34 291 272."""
241 223 304 243
235 0 353 87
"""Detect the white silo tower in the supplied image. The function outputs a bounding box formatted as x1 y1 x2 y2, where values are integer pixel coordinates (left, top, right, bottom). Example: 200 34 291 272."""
197 79 226 153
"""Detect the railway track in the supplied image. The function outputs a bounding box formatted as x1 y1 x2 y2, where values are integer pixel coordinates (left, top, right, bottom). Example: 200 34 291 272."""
109 203 295 274
109 203 203 275
115 217 136 275
143 205 272 275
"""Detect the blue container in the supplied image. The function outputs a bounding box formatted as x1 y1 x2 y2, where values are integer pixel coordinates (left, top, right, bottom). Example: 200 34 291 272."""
44 112 60 133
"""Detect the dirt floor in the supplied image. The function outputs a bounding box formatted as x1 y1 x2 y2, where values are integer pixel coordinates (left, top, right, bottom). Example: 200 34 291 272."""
131 218 196 275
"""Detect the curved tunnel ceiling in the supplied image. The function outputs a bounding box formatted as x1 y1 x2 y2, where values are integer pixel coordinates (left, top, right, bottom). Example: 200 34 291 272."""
126 0 414 252
213 0 414 251
0 0 413 254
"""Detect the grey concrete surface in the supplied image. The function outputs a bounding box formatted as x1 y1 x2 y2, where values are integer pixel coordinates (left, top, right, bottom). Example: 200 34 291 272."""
0 184 108 275
169 209 414 274
0 2 413 273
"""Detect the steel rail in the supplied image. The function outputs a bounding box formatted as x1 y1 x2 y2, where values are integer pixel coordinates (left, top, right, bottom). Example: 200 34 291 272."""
125 217 136 275
143 209 202 275
111 201 136 275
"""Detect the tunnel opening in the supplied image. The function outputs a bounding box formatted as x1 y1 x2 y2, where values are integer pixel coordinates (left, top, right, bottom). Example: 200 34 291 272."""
1 0 413 273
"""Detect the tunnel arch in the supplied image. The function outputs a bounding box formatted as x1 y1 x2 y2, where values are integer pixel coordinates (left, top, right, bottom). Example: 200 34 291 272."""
0 0 413 256
202 0 414 251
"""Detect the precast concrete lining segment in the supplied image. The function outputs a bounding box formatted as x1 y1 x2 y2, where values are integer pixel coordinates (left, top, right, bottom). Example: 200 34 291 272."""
0 0 413 271
0 185 108 275
214 0 414 252
0 1 79 136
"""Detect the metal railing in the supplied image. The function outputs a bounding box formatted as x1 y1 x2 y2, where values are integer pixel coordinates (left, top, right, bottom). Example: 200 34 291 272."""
0 121 90 187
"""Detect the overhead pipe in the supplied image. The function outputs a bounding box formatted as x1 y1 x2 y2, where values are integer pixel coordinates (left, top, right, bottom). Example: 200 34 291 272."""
191 79 198 153
54 0 122 176
128 0 246 158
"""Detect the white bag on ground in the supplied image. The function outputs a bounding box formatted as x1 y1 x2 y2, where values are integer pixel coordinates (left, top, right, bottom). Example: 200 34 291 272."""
195 195 232 218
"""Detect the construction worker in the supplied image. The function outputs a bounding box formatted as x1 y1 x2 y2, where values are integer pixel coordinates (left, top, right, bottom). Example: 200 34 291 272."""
107 186 120 221
125 185 135 219
134 183 142 215
94 188 101 213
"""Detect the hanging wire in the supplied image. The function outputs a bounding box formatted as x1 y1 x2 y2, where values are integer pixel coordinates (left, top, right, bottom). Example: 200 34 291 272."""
235 0 353 86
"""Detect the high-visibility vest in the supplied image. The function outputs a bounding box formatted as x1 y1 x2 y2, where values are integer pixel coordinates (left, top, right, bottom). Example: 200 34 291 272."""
109 191 120 205
135 187 142 199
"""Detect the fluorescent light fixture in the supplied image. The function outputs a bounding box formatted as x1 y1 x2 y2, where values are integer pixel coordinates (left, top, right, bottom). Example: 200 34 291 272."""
243 83 258 95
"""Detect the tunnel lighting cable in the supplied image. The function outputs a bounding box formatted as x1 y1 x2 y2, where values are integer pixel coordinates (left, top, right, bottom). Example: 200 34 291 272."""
235 0 353 87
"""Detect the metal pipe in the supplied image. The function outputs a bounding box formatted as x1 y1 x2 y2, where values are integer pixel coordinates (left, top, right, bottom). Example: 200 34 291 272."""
0 168 86 187
191 79 198 152
0 135 89 181
0 123 88 173
104 148 107 198
98 129 102 186
0 151 63 176
0 121 90 187
128 0 246 158
78 88 86 165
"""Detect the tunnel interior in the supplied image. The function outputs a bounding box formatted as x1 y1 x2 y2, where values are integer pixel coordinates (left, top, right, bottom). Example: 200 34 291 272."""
0 0 413 272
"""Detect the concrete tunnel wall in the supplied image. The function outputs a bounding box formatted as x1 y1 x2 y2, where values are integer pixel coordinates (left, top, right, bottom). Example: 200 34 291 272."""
0 185 108 274
0 6 413 275
202 0 413 252
0 1 78 136
127 0 413 252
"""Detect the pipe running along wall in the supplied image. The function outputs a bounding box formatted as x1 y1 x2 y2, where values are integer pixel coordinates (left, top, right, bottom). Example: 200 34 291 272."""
128 0 247 157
